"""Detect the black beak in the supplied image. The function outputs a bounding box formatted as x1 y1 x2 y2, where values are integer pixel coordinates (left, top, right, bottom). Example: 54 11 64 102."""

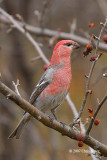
73 43 80 49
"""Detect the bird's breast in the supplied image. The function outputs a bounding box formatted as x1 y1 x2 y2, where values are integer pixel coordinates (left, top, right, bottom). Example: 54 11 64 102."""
43 66 72 95
35 67 72 111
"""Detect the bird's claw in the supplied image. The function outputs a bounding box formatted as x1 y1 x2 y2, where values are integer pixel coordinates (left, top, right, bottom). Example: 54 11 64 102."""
48 116 54 124
60 121 66 128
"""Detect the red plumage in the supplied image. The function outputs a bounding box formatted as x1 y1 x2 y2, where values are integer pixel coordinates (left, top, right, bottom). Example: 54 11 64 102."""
9 40 80 139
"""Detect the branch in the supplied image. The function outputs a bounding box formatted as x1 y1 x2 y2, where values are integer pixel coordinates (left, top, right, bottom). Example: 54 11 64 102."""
95 17 107 55
66 94 98 160
12 79 20 96
86 93 107 135
0 11 107 51
77 54 102 119
0 8 49 65
0 8 107 159
103 73 107 77
76 17 107 120
0 8 79 121
93 66 107 85
0 80 107 157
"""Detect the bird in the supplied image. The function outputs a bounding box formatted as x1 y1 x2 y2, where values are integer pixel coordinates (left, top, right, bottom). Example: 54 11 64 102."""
9 40 80 139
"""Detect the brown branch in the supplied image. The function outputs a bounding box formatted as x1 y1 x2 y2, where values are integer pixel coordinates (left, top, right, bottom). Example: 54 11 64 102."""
0 12 107 51
0 80 73 136
86 93 107 135
0 80 107 157
0 7 81 124
31 56 41 63
77 54 102 120
0 8 107 158
75 17 107 120
0 8 49 65
95 17 107 55
93 66 107 85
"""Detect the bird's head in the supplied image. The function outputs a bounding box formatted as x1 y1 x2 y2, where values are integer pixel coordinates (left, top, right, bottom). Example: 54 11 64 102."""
54 40 80 52
50 40 80 66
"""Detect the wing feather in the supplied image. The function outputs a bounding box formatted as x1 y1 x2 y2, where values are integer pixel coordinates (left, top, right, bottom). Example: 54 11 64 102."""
29 67 54 104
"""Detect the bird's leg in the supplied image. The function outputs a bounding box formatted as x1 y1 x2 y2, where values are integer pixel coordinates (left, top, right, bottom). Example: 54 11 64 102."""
51 109 66 128
41 109 46 115
51 109 58 120
41 109 54 123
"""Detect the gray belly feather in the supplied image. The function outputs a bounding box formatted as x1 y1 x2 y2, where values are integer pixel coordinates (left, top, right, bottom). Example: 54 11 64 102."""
34 90 68 111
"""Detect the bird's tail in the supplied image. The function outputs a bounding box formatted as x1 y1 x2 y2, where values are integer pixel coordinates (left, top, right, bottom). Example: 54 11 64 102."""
8 113 31 139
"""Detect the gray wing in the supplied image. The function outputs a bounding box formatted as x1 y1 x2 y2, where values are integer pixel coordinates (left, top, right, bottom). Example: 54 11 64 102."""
29 67 54 104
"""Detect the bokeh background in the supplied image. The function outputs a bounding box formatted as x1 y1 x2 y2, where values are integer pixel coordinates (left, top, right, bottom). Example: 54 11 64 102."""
0 0 107 160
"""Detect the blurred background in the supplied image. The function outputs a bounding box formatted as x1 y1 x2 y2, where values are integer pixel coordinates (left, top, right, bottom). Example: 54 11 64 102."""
0 0 107 160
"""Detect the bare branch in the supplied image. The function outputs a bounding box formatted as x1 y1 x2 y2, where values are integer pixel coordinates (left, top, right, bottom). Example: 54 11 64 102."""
0 72 1 80
86 93 107 135
93 66 107 85
103 73 107 77
0 8 107 159
94 17 107 55
12 79 20 96
76 17 107 120
0 12 107 51
0 80 107 156
77 54 102 120
69 18 77 34
0 8 49 65
31 56 41 63
66 94 98 160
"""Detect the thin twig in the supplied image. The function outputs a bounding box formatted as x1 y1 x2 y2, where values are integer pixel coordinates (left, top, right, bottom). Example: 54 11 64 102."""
75 17 107 120
0 73 1 80
77 54 102 120
95 17 107 55
12 79 20 96
66 94 99 160
31 56 41 62
0 8 49 65
86 93 107 135
0 13 107 50
93 66 107 85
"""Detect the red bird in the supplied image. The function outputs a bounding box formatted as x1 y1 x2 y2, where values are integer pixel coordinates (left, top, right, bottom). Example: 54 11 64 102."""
9 40 80 139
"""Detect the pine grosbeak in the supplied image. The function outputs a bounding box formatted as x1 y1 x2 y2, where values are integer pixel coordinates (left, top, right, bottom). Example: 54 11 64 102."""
9 40 80 139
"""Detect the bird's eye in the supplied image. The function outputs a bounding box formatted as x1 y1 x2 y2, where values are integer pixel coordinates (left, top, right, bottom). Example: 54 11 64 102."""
64 43 72 46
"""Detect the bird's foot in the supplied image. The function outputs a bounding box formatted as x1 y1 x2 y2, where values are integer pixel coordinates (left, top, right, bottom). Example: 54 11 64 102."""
60 121 66 128
48 116 54 124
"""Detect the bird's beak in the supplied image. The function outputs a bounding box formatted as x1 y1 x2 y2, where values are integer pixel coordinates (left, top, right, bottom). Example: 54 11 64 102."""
73 43 80 49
